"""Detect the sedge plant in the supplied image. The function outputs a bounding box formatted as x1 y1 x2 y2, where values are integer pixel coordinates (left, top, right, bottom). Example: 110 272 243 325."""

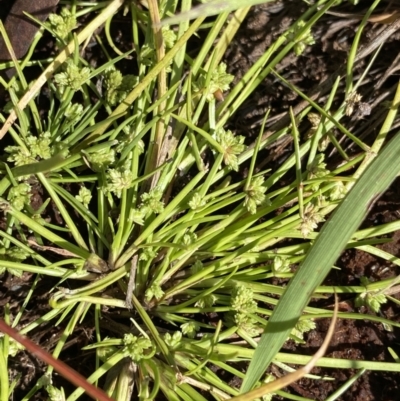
1 1 400 400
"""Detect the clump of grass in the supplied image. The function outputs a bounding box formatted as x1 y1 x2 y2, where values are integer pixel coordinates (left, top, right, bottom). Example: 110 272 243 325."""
1 1 400 400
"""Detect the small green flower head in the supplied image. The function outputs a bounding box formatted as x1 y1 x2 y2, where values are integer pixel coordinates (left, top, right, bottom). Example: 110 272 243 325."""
140 43 156 67
355 277 387 313
129 208 146 225
367 292 387 313
307 154 329 192
300 202 325 238
7 183 31 211
26 132 52 160
191 260 203 274
329 181 347 201
6 132 53 167
54 60 91 94
317 133 331 152
188 192 206 210
140 247 158 262
272 256 291 273
193 62 234 101
105 168 134 198
164 331 182 349
231 285 257 314
6 247 29 262
64 103 83 122
115 132 144 154
234 313 260 336
288 20 315 56
46 385 66 401
345 92 362 117
195 294 216 308
136 139 145 154
181 321 200 338
211 63 234 93
216 129 246 171
5 146 34 166
141 188 164 214
244 176 268 214
104 67 123 89
355 291 387 313
145 281 164 301
53 142 70 159
162 26 177 48
87 148 115 171
103 67 138 106
181 231 197 246
7 337 25 357
123 334 153 362
290 319 316 343
75 186 92 208
47 8 76 41
307 154 328 179
305 112 321 140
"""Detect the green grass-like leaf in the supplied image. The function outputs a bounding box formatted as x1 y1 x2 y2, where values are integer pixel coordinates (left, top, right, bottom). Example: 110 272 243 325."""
242 82 400 391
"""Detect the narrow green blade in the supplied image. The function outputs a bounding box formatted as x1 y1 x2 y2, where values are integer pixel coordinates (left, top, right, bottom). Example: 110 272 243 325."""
242 129 400 391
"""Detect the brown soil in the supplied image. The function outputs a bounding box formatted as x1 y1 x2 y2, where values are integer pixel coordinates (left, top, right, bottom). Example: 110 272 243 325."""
1 1 400 400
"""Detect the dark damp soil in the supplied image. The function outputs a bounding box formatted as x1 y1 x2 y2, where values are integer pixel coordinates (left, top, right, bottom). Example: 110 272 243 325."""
1 0 400 400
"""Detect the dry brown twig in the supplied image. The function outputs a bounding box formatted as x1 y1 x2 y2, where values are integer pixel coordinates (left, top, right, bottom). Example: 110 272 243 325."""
229 293 339 401
0 318 115 401
0 0 125 140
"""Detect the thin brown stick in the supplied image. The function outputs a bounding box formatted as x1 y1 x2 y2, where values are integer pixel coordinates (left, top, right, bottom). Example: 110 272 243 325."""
0 319 115 401
325 10 399 24
125 254 138 309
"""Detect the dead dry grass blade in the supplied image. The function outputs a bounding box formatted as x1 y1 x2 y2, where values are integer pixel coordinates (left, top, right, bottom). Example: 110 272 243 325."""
230 294 339 400
0 319 115 401
0 0 125 140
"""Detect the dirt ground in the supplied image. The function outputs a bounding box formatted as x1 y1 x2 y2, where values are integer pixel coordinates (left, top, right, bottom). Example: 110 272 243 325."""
1 0 400 400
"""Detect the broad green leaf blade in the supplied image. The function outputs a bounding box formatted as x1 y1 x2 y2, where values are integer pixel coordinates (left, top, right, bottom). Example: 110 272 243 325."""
159 0 275 26
241 101 400 390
